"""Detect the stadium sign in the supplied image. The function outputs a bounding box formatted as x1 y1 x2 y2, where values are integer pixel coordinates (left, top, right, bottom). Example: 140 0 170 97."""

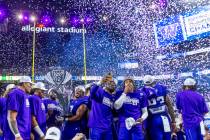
184 10 210 40
21 25 87 34
154 5 210 47
154 15 185 48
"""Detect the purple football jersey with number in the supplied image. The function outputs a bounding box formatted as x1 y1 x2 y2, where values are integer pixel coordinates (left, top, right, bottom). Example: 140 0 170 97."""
88 84 114 130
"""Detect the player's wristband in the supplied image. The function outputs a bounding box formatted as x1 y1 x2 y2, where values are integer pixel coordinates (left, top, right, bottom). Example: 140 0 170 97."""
122 92 126 96
34 126 44 137
15 133 21 138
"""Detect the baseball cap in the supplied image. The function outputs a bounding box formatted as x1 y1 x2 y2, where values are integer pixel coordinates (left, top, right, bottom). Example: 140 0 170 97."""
123 77 134 83
47 88 58 98
184 78 196 86
33 82 47 91
19 76 33 84
143 75 155 85
75 85 85 93
6 84 16 91
45 127 61 140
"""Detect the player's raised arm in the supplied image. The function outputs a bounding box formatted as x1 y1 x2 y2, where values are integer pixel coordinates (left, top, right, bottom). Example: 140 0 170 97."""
90 73 113 101
114 88 128 110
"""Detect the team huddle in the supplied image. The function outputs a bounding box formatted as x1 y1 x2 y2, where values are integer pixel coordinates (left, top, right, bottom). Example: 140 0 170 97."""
0 74 209 140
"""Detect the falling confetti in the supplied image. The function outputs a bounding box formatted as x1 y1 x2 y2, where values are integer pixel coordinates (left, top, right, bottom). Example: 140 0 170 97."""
0 0 209 101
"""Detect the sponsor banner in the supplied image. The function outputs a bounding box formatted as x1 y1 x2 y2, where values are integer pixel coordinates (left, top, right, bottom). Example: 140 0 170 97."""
154 5 210 47
154 15 185 47
184 9 210 40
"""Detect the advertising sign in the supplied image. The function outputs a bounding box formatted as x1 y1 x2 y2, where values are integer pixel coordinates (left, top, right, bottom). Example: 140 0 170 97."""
184 10 210 40
154 15 185 47
154 5 210 47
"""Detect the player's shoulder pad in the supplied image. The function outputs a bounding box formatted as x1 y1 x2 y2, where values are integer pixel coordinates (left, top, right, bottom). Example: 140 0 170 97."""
80 97 89 105
156 83 166 88
155 83 167 94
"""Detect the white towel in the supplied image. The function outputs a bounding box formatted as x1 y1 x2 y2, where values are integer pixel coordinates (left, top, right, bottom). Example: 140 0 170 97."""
161 116 171 132
125 117 136 130
200 121 205 136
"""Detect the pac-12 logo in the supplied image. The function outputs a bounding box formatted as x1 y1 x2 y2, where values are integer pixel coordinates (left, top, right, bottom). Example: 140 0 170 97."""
45 68 72 86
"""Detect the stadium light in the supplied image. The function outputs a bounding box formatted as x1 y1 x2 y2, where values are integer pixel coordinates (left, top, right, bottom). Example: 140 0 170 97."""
80 18 84 23
41 15 52 25
17 13 23 20
59 17 66 24
86 17 91 22
24 16 28 20
30 15 37 22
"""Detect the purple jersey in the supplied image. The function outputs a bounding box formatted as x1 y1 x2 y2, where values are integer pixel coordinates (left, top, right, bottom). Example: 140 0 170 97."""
0 97 6 131
43 98 62 128
176 90 208 128
88 84 114 130
4 88 31 140
115 90 148 127
141 84 168 116
69 97 89 129
62 97 88 140
67 97 88 127
29 95 46 134
43 98 58 113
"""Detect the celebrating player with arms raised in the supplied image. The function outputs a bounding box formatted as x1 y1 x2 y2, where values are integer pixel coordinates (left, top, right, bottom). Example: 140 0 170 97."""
88 73 117 140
